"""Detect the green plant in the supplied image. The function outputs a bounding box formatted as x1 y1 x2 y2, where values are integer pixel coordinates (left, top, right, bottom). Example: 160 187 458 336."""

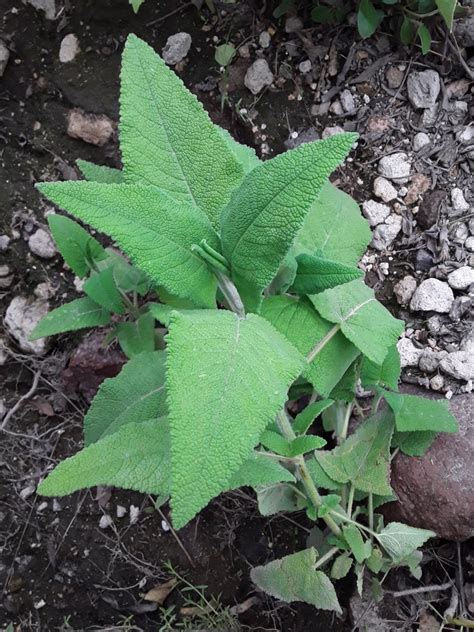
32 35 458 613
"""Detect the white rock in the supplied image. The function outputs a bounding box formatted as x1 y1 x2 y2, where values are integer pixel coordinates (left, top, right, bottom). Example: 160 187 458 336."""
362 200 391 226
52 499 61 512
329 100 343 115
5 296 50 354
0 235 10 251
0 39 10 78
378 153 411 182
129 505 140 525
28 228 57 259
413 132 430 151
393 275 417 305
448 266 474 290
460 328 474 354
37 501 48 513
298 59 312 74
26 0 56 19
422 104 439 126
116 505 127 518
419 349 446 373
397 338 422 368
406 70 440 109
410 278 454 313
440 351 474 381
0 264 13 289
99 514 113 529
321 125 345 139
161 32 192 66
458 125 474 145
451 188 470 213
244 59 274 95
340 89 355 113
373 176 397 202
371 214 402 251
465 236 474 252
20 485 36 501
259 31 271 49
59 34 79 63
34 282 56 300
430 374 444 391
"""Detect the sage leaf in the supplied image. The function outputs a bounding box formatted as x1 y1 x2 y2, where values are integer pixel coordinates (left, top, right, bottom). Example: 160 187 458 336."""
290 254 363 294
382 390 458 433
30 297 110 340
293 399 334 435
392 430 437 456
116 312 156 358
360 345 401 391
376 522 435 562
77 159 124 184
331 553 353 579
256 483 307 516
343 525 370 563
83 266 125 315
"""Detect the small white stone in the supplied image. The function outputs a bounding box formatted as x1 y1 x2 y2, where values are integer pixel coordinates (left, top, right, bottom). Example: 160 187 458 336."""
298 59 312 74
329 100 343 115
406 70 440 109
99 514 113 529
161 518 171 532
340 89 355 113
458 125 474 145
161 32 192 66
413 132 430 151
410 278 454 313
362 200 391 226
371 214 402 251
430 374 444 391
26 0 56 19
373 176 397 202
259 31 271 49
321 125 345 139
393 275 417 305
5 296 50 354
37 501 48 512
116 505 127 518
52 499 61 512
397 337 422 367
447 266 474 290
20 485 36 500
129 505 140 525
451 187 470 213
378 153 411 182
244 59 274 95
34 282 55 300
28 228 57 259
465 236 474 252
59 34 79 63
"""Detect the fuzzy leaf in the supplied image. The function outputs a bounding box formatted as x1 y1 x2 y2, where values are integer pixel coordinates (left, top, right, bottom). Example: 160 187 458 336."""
217 127 260 175
331 553 353 579
435 0 456 29
48 214 107 278
261 296 359 397
30 297 110 340
166 310 304 528
77 159 124 184
293 399 334 434
221 134 358 309
306 457 342 491
315 411 394 495
293 183 371 266
215 43 236 67
376 522 435 562
260 431 326 456
310 279 404 365
392 430 437 456
257 483 306 516
229 454 295 490
290 254 363 294
343 525 370 563
38 419 171 497
84 351 167 445
37 182 220 308
360 345 401 391
120 35 243 230
382 390 458 433
251 548 342 613
83 267 125 314
116 312 156 358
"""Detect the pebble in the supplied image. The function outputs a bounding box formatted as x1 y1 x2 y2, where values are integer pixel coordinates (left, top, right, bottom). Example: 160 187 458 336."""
116 505 127 518
421 105 438 127
59 34 79 63
329 100 343 115
161 32 192 66
373 176 397 202
465 236 474 252
378 153 411 182
410 278 454 313
28 228 56 259
458 125 474 145
259 31 271 49
20 485 36 501
4 296 50 355
99 514 113 529
321 125 345 139
34 282 56 300
386 66 404 89
419 349 446 373
440 352 474 381
26 0 56 19
413 132 430 151
285 16 303 32
298 59 312 74
453 222 469 244
371 214 402 251
451 187 470 213
244 59 274 95
0 264 13 289
406 69 440 109
0 235 10 252
362 200 390 226
397 337 422 367
430 374 444 391
129 505 140 525
67 109 114 146
393 275 417 305
0 39 10 77
448 266 474 290
340 89 355 113
469 218 474 235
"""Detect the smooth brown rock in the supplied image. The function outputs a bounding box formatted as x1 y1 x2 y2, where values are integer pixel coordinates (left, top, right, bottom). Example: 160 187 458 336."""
384 386 474 541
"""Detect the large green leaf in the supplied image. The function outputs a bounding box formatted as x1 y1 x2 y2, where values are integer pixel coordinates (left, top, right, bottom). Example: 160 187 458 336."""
166 310 304 528
261 296 359 397
228 454 295 490
30 297 110 340
293 399 334 434
251 548 342 613
83 267 125 314
48 214 107 278
360 345 401 391
77 159 124 184
38 419 171 497
84 351 167 445
382 390 458 433
120 35 243 230
221 134 357 309
315 411 394 495
392 430 437 457
217 127 260 175
37 182 220 308
290 254 363 294
376 522 435 562
310 279 404 365
293 182 371 266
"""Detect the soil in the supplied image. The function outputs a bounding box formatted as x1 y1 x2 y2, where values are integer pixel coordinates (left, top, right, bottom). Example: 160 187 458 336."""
0 0 472 630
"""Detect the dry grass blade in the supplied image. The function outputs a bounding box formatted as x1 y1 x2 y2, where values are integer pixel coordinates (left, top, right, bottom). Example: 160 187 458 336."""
143 577 177 604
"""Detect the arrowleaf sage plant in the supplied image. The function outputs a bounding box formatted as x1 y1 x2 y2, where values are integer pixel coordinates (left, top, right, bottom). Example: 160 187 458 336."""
32 35 458 612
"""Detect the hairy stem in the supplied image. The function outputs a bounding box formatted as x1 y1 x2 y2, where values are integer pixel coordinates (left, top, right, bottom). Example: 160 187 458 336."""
215 271 245 318
368 493 374 543
313 547 339 570
339 402 353 444
306 324 341 363
347 484 355 518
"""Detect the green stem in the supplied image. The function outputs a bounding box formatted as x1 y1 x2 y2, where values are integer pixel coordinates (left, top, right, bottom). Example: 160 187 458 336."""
371 392 383 415
215 271 245 318
338 402 353 444
275 410 342 538
119 289 141 319
368 493 374 544
347 483 355 518
306 324 341 363
330 510 376 538
313 547 339 570
446 617 474 629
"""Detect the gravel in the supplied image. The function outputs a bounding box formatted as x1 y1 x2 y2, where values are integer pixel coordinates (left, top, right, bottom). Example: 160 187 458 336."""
465 236 474 252
0 39 10 77
59 34 79 63
28 228 57 259
259 31 271 48
419 349 447 373
371 214 402 250
378 153 411 182
440 351 474 381
362 200 390 226
4 296 50 355
244 59 274 95
447 266 474 290
410 278 454 313
373 176 397 202
161 32 192 66
340 89 355 113
393 275 417 305
406 69 440 109
397 337 422 367
0 235 10 252
298 59 312 74
413 132 430 151
321 125 345 139
451 187 470 213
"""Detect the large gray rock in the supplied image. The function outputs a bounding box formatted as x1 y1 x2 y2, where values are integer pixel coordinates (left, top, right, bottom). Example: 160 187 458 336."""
385 388 474 541
410 278 454 313
362 200 390 226
448 266 474 290
454 16 474 47
440 351 474 381
406 70 440 109
161 32 192 66
371 214 402 251
244 59 274 95
378 153 411 182
28 228 57 259
4 296 50 355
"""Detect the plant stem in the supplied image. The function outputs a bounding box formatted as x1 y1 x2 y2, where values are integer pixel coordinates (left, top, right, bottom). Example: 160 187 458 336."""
306 324 341 363
119 289 141 320
275 410 342 538
215 271 245 318
338 402 353 444
347 484 355 518
330 510 376 538
368 493 374 544
371 392 383 415
313 547 339 570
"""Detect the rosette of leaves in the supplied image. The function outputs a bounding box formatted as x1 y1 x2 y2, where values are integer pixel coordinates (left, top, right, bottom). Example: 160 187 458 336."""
32 35 458 613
